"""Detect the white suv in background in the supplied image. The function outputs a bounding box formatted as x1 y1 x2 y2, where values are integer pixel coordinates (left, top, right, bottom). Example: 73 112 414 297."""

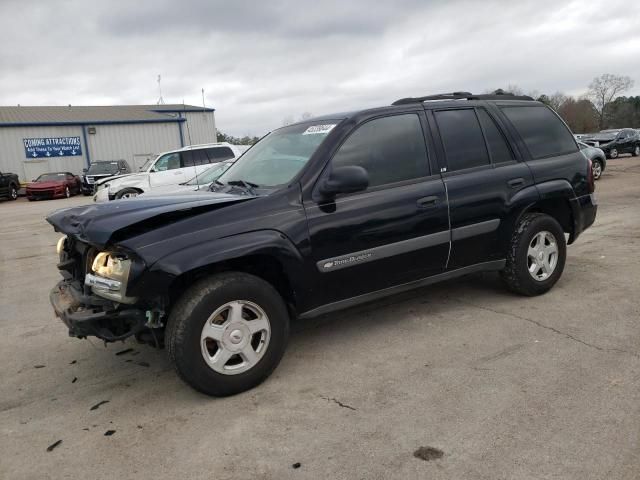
94 143 248 201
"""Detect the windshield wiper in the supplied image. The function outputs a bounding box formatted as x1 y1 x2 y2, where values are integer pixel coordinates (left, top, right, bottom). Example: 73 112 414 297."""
227 180 259 195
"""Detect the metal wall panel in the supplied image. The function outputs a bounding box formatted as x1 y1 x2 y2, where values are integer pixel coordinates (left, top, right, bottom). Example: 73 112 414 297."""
0 125 87 182
182 111 217 145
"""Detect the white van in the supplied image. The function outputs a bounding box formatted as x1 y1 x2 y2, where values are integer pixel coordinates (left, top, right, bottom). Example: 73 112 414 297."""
94 143 248 201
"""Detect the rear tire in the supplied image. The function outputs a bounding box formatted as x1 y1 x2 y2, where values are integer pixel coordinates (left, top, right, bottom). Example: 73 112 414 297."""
115 188 140 199
501 213 566 296
608 148 618 159
166 272 290 397
592 159 603 180
633 145 640 157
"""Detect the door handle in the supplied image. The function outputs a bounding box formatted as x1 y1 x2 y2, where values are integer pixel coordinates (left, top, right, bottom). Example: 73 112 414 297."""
507 178 525 189
417 196 439 208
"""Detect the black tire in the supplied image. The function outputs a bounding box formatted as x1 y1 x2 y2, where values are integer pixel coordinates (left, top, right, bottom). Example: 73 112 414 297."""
608 148 618 159
166 272 290 397
8 184 18 201
500 213 566 296
115 188 140 199
592 159 603 180
64 186 71 198
633 145 640 157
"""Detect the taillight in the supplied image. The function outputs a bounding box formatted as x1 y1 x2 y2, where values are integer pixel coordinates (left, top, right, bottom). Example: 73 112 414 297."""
587 158 595 193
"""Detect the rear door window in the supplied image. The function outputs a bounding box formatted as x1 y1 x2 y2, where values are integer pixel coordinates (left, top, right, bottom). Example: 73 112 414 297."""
477 109 515 164
434 109 490 171
501 106 577 159
206 147 236 162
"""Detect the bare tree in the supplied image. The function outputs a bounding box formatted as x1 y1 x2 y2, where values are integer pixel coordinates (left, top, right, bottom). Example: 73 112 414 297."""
300 112 313 121
588 74 634 129
281 115 294 126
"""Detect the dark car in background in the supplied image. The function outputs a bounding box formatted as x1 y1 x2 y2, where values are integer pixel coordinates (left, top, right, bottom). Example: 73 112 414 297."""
0 171 20 201
26 172 81 200
581 128 640 159
81 160 130 195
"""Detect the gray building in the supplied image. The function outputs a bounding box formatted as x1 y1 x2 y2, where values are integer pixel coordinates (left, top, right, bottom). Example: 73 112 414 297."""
0 104 216 182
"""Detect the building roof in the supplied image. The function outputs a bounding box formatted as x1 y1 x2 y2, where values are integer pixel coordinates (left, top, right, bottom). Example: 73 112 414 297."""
0 104 214 127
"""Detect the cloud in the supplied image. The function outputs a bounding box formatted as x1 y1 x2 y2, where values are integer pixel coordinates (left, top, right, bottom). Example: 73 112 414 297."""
1 0 639 136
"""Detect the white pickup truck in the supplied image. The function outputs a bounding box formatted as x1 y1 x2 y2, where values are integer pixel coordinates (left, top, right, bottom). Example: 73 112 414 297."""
94 143 248 201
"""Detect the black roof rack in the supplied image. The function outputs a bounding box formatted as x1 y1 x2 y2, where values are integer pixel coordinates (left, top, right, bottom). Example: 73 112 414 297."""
392 89 534 106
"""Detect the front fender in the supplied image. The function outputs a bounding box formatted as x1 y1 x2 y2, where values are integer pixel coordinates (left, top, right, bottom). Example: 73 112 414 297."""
128 230 309 301
108 174 150 193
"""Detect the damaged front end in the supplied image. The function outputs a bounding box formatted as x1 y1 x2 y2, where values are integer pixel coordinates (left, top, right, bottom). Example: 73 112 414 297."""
50 234 162 343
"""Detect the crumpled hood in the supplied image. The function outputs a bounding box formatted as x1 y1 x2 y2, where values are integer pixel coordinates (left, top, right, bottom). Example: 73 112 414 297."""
46 192 253 247
582 134 615 143
95 172 147 187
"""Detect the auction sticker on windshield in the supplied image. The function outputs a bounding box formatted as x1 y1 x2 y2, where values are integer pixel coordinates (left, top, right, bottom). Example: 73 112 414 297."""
303 124 336 135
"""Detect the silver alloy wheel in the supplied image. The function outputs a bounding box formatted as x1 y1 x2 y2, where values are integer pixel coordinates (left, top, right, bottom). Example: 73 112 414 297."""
610 148 618 159
65 186 70 198
121 191 139 198
10 187 17 199
635 146 640 156
527 230 558 281
592 160 602 179
200 300 271 375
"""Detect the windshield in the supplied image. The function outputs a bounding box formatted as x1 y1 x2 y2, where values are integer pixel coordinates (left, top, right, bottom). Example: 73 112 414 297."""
36 173 66 182
216 121 340 188
185 162 233 185
87 162 120 175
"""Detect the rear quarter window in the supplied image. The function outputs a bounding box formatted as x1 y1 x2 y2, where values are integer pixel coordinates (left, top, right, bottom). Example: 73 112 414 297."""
501 105 577 159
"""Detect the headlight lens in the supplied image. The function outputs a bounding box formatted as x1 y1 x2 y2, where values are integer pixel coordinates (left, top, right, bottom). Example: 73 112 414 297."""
92 252 132 283
56 236 67 255
88 251 137 304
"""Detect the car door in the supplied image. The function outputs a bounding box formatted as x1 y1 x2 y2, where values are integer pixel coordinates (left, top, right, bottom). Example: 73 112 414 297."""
428 106 534 270
0 172 7 196
304 112 450 306
149 152 187 187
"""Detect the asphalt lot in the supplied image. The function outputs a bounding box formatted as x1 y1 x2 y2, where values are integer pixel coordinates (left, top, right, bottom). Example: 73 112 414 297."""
1 157 639 480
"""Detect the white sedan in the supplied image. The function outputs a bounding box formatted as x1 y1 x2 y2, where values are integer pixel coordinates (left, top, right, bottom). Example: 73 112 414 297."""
95 160 234 202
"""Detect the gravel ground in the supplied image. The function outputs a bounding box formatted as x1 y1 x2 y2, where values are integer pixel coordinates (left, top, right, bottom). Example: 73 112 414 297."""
1 156 639 479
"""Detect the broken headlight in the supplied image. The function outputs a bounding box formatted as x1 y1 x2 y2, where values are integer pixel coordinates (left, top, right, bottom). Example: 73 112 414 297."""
86 252 137 304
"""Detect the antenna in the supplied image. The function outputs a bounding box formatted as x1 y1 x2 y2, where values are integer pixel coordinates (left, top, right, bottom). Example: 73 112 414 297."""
156 75 165 105
202 88 206 113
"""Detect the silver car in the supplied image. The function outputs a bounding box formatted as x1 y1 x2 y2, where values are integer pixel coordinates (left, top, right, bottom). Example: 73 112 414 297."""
578 141 606 180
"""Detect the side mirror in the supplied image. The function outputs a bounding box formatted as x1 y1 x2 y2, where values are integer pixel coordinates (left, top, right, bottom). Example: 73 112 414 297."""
82 168 88 173
319 166 369 198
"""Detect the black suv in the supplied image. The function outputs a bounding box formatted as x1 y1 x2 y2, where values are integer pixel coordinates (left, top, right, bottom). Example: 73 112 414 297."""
48 91 597 396
0 171 20 200
581 128 640 159
81 160 131 195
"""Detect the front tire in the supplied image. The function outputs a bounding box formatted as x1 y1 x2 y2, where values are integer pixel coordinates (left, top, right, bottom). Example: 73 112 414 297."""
592 159 603 180
608 148 618 159
166 272 290 397
8 184 18 201
115 188 140 199
501 213 566 296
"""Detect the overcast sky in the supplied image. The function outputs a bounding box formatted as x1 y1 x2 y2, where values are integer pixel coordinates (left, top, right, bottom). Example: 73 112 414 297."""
1 0 639 136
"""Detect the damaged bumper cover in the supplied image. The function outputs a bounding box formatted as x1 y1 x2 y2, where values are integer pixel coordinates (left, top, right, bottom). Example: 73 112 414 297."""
50 280 146 342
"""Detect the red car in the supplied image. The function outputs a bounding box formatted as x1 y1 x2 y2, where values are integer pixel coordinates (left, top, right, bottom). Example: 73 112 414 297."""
26 172 81 201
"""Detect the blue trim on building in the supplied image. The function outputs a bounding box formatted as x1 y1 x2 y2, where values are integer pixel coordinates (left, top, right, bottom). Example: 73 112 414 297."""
0 118 187 128
81 125 91 168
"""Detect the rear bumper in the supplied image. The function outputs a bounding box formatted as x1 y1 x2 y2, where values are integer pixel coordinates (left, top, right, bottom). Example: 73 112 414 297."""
50 280 146 342
569 193 597 244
